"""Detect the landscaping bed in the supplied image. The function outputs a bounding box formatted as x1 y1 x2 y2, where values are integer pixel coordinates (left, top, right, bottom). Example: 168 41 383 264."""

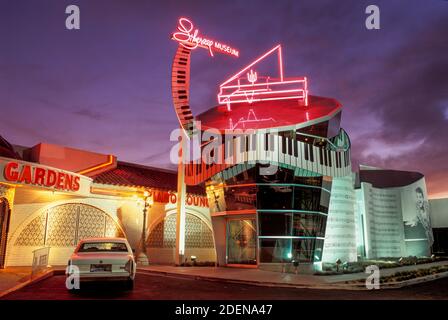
314 256 447 276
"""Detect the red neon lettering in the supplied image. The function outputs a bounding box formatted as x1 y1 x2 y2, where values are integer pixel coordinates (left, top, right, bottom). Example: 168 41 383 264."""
18 165 32 184
72 176 80 191
4 162 19 181
172 18 239 57
64 174 73 191
56 172 65 189
34 167 46 185
45 170 56 187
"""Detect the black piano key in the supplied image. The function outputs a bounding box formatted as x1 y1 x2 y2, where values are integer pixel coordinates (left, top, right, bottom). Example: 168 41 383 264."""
293 140 298 157
288 138 292 156
282 136 286 154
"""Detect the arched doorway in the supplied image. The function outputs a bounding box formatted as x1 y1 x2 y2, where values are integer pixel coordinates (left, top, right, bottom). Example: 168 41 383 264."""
14 203 125 247
146 212 216 264
11 203 125 266
0 198 11 269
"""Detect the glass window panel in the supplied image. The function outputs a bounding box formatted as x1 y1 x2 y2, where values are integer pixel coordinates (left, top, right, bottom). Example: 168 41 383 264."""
293 186 320 211
294 176 323 187
226 219 257 265
292 239 324 263
257 185 293 210
223 185 257 211
257 166 294 183
259 239 292 263
293 213 327 237
258 212 292 236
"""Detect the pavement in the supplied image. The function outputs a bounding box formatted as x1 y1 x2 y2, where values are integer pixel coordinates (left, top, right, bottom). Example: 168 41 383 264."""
1 260 448 298
137 260 448 290
0 267 32 295
0 266 60 298
4 272 448 300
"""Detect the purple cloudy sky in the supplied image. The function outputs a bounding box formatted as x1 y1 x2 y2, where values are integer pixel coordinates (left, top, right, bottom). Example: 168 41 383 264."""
1 0 447 197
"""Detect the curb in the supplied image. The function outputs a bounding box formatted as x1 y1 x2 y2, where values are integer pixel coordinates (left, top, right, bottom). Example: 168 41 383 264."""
137 268 364 291
0 269 55 299
137 268 448 291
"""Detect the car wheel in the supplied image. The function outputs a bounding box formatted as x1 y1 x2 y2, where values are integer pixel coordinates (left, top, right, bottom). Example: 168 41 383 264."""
125 279 134 290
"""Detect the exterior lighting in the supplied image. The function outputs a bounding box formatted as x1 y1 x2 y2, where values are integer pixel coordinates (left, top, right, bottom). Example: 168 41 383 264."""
137 189 153 266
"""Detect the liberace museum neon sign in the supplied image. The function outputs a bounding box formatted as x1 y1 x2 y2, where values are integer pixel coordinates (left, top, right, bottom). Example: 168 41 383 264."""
171 17 239 57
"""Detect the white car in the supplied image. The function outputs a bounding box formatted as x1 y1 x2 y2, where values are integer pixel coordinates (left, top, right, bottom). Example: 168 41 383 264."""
66 237 136 290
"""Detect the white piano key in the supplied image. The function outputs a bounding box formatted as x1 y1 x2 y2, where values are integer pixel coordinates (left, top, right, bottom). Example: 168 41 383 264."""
285 138 291 166
279 137 285 165
331 150 337 177
290 141 297 167
273 135 279 163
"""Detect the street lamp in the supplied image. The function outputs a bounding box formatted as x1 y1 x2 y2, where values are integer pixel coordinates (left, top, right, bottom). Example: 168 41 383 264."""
137 190 153 266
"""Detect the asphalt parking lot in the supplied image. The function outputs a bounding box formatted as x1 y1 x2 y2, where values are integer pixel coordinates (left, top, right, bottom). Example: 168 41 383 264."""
3 272 448 300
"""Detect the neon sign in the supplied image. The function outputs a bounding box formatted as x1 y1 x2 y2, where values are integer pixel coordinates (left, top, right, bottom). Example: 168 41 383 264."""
229 109 276 130
3 161 80 192
218 45 308 110
171 18 239 57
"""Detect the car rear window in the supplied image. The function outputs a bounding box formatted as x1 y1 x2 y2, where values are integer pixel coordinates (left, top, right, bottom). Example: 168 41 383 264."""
78 242 128 252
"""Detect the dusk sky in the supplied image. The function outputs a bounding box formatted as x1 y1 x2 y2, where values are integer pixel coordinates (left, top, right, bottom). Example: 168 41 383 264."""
1 0 447 198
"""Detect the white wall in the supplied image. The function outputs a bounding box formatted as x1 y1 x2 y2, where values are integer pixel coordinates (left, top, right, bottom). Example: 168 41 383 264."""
5 186 214 267
355 183 406 259
430 198 448 228
322 175 357 263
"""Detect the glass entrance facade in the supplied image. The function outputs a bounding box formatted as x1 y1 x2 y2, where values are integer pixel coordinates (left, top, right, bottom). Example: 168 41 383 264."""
208 165 331 266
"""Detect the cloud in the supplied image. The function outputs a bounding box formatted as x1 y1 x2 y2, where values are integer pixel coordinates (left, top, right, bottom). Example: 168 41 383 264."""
72 108 106 121
361 138 426 161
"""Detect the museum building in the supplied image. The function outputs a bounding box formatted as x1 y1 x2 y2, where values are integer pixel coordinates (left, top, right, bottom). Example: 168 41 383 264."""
0 19 444 271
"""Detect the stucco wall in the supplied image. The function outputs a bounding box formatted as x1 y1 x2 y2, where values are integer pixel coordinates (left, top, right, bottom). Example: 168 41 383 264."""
5 186 214 267
430 198 448 228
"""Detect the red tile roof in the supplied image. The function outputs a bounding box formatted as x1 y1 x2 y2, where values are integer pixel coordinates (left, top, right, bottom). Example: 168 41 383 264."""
92 161 205 195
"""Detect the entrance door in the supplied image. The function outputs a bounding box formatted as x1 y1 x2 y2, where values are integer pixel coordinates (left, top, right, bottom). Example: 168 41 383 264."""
0 198 11 269
226 219 257 265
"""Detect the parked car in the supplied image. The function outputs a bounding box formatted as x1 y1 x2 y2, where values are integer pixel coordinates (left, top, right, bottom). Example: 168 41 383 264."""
66 237 136 290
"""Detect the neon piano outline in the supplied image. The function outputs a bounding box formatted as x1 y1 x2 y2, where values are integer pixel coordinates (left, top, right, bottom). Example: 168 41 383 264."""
217 45 308 110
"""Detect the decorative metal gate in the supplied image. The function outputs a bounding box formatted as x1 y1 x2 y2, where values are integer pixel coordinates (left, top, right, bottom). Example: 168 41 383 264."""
15 203 124 247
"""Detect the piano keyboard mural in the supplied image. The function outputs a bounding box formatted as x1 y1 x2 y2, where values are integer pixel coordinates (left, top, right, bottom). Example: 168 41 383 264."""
183 128 351 185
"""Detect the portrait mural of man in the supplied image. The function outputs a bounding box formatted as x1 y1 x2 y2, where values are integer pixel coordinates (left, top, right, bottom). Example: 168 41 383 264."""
402 179 434 256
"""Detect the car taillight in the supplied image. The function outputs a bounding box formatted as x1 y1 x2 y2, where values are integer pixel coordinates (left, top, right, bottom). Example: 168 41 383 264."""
124 259 133 273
